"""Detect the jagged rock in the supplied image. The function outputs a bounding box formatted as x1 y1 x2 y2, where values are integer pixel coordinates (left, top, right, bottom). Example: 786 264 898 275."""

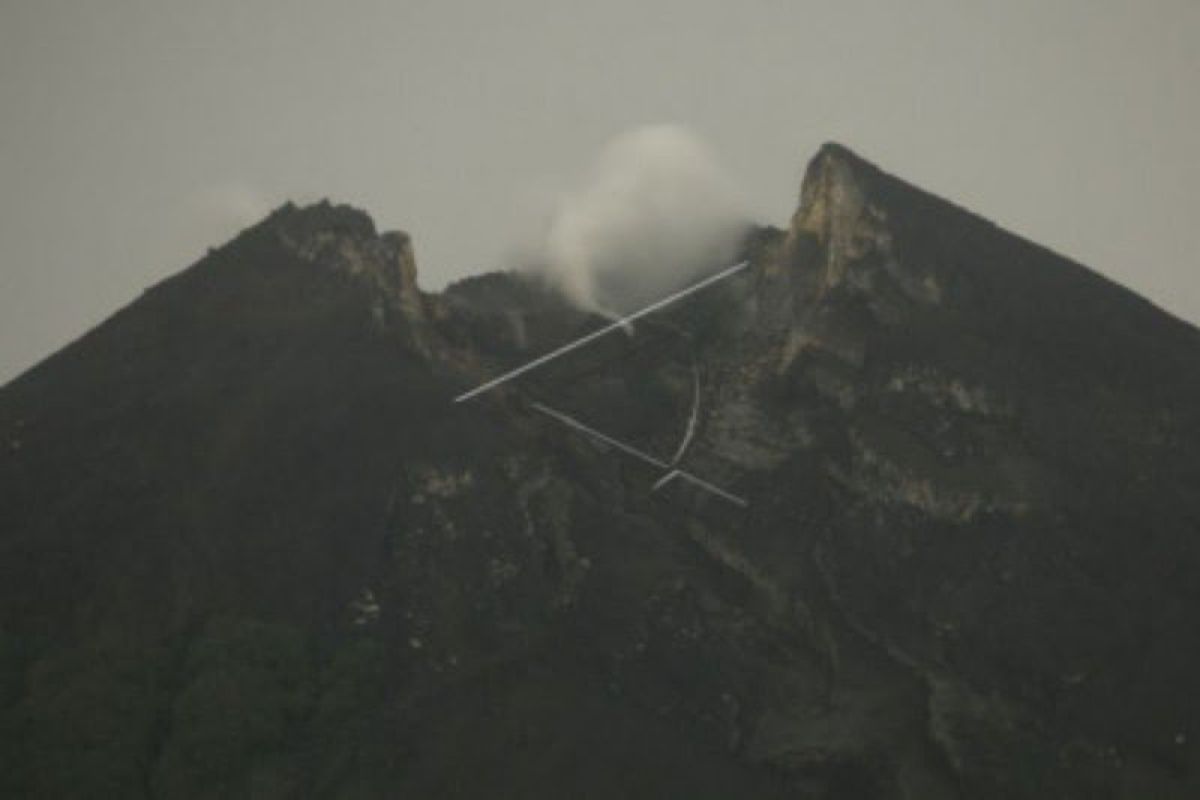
1 144 1199 798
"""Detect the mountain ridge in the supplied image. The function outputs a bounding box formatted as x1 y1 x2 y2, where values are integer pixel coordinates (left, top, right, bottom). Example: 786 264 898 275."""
2 143 1199 798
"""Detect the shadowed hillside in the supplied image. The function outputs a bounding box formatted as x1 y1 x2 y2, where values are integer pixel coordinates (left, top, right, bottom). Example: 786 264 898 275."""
2 146 1199 798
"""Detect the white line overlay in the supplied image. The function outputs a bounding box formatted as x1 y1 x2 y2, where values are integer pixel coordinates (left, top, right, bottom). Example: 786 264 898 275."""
453 260 748 403
530 402 747 508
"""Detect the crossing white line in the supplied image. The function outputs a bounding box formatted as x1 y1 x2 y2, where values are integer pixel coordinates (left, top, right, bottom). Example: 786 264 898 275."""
530 402 747 508
453 260 748 403
652 469 680 491
530 402 666 470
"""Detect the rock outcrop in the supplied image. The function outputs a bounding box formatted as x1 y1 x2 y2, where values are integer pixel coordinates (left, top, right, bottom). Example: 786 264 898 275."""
2 145 1199 798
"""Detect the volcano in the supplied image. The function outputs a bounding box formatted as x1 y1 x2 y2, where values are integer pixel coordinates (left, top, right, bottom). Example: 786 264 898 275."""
2 144 1199 798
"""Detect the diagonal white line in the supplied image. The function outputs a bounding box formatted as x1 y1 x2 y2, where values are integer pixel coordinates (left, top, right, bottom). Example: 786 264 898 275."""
529 402 747 508
530 402 668 470
453 260 748 403
669 471 748 508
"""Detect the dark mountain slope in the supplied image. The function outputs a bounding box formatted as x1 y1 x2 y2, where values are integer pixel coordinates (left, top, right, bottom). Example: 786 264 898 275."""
1 146 1199 798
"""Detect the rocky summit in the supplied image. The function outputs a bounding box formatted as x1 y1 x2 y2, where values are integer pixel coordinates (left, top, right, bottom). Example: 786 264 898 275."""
2 145 1200 798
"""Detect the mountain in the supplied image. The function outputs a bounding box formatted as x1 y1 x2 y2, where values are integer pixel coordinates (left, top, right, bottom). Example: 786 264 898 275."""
2 144 1199 798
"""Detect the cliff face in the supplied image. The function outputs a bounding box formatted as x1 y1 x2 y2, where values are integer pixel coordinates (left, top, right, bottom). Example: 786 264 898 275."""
2 147 1200 799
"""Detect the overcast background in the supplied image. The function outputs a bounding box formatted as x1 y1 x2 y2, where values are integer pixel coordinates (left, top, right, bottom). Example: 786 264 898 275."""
2 1 1197 384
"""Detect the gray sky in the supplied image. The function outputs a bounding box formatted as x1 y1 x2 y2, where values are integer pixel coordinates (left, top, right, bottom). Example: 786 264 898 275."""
2 0 1197 383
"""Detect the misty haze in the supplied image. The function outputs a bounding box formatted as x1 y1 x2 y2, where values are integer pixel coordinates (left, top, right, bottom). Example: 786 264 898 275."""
2 3 1199 799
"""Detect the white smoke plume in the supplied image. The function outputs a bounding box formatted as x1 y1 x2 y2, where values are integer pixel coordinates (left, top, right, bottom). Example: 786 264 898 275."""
533 125 751 314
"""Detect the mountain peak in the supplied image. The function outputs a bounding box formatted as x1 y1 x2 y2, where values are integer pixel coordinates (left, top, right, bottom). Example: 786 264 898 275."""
5 147 1200 798
768 141 900 309
266 198 378 239
792 142 876 250
254 200 424 324
810 141 876 175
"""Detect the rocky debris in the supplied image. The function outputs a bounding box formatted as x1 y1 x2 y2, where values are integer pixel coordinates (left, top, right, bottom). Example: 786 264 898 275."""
271 199 426 327
350 588 381 626
1 143 1199 798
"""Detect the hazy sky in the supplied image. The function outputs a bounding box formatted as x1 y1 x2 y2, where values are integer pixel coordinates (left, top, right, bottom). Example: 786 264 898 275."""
2 1 1197 383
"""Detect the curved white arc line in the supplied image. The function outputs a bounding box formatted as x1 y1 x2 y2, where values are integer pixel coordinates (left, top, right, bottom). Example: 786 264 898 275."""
529 402 668 470
652 470 680 492
668 355 701 466
529 401 746 508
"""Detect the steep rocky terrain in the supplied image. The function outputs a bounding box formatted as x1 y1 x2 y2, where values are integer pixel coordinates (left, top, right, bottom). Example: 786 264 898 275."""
2 144 1199 798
